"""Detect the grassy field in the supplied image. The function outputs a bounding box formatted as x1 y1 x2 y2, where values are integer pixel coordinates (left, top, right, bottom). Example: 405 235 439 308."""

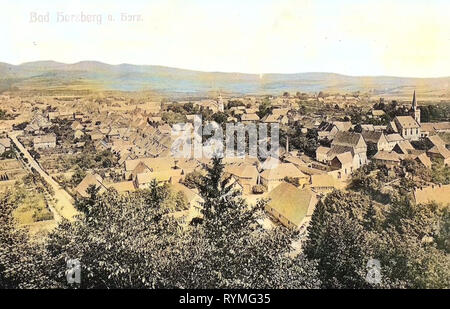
11 186 53 225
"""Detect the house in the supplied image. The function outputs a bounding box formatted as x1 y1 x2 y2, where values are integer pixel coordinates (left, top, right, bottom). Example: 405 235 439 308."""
371 110 385 118
107 128 121 141
390 116 421 141
133 169 183 189
265 182 317 229
0 138 11 154
386 133 404 151
426 135 446 148
224 163 259 194
310 174 337 194
316 146 331 163
241 113 260 123
262 114 281 123
74 173 107 198
331 131 367 167
71 121 83 131
413 153 432 169
421 122 450 136
260 163 309 191
260 156 282 170
361 131 389 152
427 145 450 165
170 182 204 208
89 129 104 141
74 129 84 139
107 181 136 194
124 157 176 179
329 152 354 179
372 151 401 168
33 134 56 150
271 108 289 116
392 140 414 155
414 184 450 208
318 121 352 140
130 161 152 180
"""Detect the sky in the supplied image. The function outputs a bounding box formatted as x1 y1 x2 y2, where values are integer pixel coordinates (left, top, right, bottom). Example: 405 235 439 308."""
1 0 449 77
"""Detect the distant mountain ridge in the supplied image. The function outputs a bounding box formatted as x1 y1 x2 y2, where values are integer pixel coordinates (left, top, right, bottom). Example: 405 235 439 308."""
0 60 449 97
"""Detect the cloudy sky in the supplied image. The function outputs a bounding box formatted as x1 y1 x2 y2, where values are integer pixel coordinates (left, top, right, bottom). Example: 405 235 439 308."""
1 0 449 77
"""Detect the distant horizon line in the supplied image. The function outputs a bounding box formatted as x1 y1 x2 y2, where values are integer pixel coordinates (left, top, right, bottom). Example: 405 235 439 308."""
1 59 449 80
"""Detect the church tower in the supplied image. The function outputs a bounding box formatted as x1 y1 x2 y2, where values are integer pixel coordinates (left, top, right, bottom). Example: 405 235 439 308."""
217 92 224 112
411 90 421 124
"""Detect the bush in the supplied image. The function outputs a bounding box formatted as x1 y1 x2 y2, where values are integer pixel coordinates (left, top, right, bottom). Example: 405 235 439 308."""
252 184 266 194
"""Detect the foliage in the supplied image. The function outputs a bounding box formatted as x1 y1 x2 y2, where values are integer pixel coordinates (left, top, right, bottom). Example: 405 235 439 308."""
0 191 56 288
0 109 14 120
252 184 266 194
0 149 15 160
419 104 450 123
70 166 87 187
305 190 450 288
281 127 318 157
257 97 273 119
283 176 300 187
181 170 204 189
0 160 321 289
75 184 101 215
161 111 188 125
211 112 227 124
431 160 450 185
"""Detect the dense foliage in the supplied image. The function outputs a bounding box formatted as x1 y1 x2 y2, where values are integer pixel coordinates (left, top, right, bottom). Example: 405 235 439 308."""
1 157 320 288
305 190 449 288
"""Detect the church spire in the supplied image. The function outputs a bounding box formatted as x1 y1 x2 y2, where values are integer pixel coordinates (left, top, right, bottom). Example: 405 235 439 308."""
411 90 420 124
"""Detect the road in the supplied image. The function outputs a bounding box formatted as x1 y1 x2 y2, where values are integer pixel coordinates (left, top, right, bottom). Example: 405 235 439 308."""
8 131 79 222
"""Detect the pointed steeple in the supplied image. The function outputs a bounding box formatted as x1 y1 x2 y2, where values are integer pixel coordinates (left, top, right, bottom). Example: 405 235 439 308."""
411 90 421 124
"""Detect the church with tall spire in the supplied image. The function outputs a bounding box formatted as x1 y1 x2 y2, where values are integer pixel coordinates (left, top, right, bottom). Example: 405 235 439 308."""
411 90 421 124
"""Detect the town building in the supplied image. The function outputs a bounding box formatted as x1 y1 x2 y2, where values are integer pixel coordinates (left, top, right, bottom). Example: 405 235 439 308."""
265 182 317 229
33 134 56 150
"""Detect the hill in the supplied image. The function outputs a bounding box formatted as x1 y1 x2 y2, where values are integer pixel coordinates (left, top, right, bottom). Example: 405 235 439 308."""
0 61 449 98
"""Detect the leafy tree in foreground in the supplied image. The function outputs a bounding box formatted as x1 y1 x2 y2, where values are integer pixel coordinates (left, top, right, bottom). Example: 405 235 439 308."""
15 157 319 288
305 190 450 289
0 191 56 288
182 156 321 288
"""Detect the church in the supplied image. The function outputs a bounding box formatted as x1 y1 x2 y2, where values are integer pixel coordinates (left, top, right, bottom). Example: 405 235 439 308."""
410 90 421 124
388 91 422 141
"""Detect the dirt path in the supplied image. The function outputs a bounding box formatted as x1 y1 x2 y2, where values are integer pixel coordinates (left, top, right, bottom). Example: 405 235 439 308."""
8 131 79 222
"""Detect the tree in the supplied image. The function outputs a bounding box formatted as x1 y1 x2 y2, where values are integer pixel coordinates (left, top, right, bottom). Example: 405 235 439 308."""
182 170 204 189
367 143 378 158
305 190 380 288
0 191 55 288
75 184 100 215
305 190 450 289
284 176 300 187
252 184 266 194
197 156 239 221
179 160 321 288
212 112 227 124
257 97 273 119
70 166 86 187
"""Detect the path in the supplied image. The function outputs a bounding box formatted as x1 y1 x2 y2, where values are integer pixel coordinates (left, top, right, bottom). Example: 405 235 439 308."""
8 131 79 222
